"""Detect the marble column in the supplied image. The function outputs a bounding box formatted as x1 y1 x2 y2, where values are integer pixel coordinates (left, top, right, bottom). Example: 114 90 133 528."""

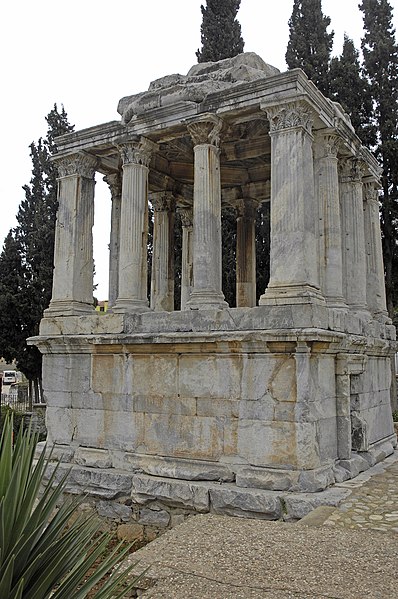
150 191 175 311
178 207 194 310
104 172 122 309
46 152 97 316
113 137 158 313
363 180 388 319
234 198 258 307
259 100 323 305
339 158 367 311
313 133 345 307
186 114 228 309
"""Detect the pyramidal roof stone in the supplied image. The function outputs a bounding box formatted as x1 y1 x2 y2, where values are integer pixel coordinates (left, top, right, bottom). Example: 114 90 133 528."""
118 52 280 124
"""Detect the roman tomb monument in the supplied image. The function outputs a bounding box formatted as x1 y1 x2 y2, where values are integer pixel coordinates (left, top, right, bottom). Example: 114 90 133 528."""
30 53 397 520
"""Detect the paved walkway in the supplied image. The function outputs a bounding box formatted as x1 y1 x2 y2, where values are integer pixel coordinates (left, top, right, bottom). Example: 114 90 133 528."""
127 452 398 598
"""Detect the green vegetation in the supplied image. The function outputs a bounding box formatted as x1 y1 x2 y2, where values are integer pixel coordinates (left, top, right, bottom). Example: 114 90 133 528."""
196 0 244 63
0 414 143 598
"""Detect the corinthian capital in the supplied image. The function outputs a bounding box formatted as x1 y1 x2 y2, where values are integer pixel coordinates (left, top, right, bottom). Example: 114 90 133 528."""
265 101 314 135
339 157 366 182
151 191 175 212
103 172 122 199
187 114 223 147
55 152 97 178
177 207 193 228
117 137 158 167
363 180 380 204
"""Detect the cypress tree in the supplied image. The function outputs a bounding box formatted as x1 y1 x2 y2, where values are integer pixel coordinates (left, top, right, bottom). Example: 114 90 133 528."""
196 0 244 63
359 0 398 317
329 35 376 147
285 0 334 96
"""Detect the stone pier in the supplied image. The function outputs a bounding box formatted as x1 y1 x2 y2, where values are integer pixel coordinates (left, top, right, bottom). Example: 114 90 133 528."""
30 53 396 525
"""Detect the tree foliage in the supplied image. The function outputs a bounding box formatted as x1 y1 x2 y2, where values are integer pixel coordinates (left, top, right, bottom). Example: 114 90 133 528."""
359 0 398 316
329 35 376 147
285 0 334 95
196 0 244 63
0 105 74 398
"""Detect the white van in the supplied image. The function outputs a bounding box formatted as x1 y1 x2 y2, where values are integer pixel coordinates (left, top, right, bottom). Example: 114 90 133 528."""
3 371 17 385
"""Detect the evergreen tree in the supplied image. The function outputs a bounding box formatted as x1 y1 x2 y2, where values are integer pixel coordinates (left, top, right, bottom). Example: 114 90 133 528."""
196 0 244 63
285 0 334 96
360 0 398 316
329 35 376 147
0 105 74 399
0 231 26 365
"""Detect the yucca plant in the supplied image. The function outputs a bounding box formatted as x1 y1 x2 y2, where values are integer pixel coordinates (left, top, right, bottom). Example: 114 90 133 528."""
0 413 143 598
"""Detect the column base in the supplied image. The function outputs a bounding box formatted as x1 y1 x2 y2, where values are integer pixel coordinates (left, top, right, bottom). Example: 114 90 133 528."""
112 299 150 313
44 300 95 317
186 290 229 311
259 284 325 306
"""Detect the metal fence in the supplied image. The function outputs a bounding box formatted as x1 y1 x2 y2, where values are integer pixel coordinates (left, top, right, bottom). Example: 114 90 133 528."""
1 386 32 413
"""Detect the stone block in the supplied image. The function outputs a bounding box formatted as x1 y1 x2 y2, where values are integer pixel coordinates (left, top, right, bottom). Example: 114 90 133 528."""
74 447 112 469
134 395 196 416
92 354 126 395
338 454 370 478
236 466 300 491
130 474 209 512
63 466 133 499
238 397 275 420
117 523 144 543
283 487 351 520
209 485 282 519
297 465 335 492
97 500 132 521
237 420 320 469
114 453 235 482
138 507 170 527
132 355 178 399
141 413 223 460
178 355 241 399
196 398 239 418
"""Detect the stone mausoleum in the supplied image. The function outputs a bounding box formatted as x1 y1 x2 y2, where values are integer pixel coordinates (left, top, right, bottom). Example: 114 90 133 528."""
31 53 397 521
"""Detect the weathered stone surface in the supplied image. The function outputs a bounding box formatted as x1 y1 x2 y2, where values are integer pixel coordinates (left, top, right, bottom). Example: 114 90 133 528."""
118 53 280 123
138 507 170 527
283 488 351 520
75 447 112 469
131 474 210 512
209 485 282 519
236 466 300 491
117 523 144 543
45 464 133 499
97 500 132 521
116 453 235 482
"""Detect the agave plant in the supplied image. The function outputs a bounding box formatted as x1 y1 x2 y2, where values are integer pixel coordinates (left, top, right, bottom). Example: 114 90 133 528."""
0 413 143 598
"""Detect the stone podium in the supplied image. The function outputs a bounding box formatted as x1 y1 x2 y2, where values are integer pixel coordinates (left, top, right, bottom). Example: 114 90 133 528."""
30 53 397 522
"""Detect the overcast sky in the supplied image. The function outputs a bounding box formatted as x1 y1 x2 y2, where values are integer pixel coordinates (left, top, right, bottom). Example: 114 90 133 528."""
1 0 397 299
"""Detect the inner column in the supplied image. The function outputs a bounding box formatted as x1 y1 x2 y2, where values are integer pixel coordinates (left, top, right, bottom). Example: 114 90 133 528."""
234 198 258 307
150 191 175 312
104 172 122 310
186 114 228 310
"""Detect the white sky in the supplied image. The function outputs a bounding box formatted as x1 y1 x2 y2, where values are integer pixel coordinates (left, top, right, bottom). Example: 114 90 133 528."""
1 0 397 299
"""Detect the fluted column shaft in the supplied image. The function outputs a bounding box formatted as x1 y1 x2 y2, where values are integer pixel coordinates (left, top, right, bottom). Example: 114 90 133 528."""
178 208 194 310
104 173 122 309
235 199 258 307
150 192 175 311
363 180 388 318
339 158 367 311
113 138 157 313
314 134 345 307
46 152 97 315
186 115 227 309
259 100 323 305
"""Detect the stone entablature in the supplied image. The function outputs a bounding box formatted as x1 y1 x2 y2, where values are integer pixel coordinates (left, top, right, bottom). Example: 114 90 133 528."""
30 53 396 522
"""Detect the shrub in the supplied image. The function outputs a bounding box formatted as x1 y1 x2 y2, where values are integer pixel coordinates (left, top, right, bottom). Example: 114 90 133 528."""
0 414 144 598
